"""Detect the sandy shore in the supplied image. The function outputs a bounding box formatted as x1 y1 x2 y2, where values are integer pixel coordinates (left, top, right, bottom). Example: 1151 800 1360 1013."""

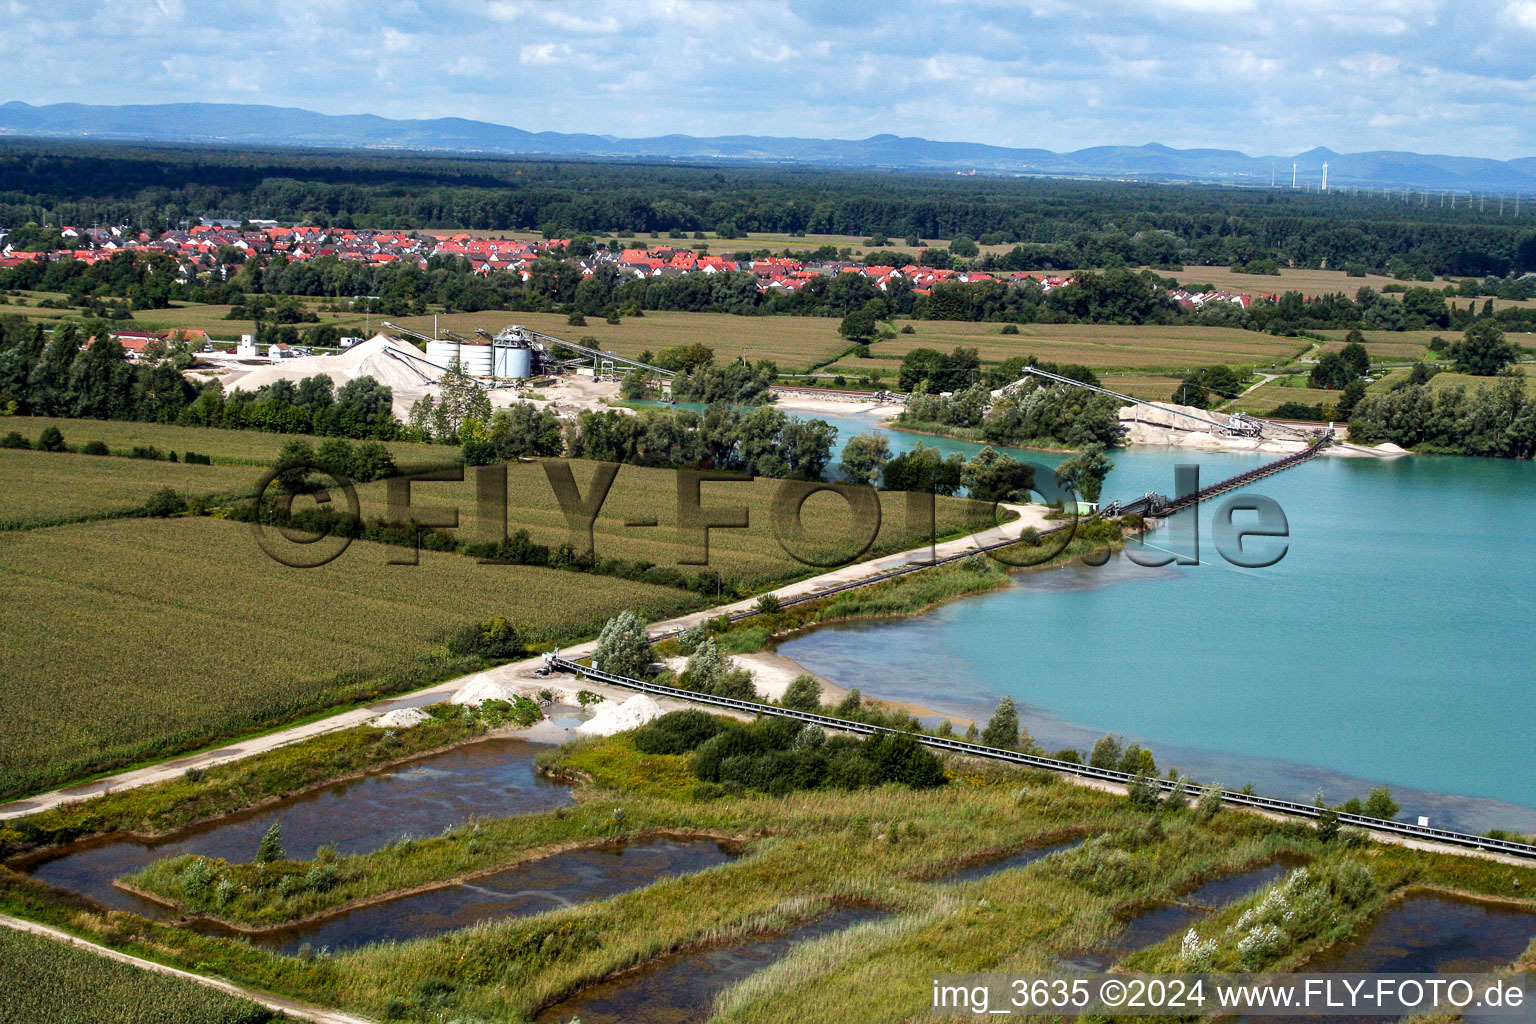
771 393 905 420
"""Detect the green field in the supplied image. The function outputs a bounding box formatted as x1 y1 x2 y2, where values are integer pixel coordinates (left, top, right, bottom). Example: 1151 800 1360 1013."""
0 449 263 529
1 293 364 340
2 415 445 467
1228 382 1342 416
0 516 695 799
388 308 853 374
0 926 275 1024
354 457 994 590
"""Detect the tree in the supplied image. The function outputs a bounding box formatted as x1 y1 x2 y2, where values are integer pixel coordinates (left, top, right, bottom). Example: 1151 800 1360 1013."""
782 673 823 712
683 637 757 700
620 367 651 399
1088 735 1123 770
961 447 1034 503
1339 340 1371 380
981 697 1020 749
593 610 652 678
1361 787 1400 820
143 487 187 517
1171 376 1210 408
838 308 878 342
838 430 891 486
948 234 979 258
35 425 65 451
1054 444 1113 503
1450 319 1517 376
1334 379 1367 420
256 822 284 863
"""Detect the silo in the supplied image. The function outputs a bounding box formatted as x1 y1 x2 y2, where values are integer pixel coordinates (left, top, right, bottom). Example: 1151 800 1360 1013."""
425 339 459 368
459 342 494 377
495 345 534 378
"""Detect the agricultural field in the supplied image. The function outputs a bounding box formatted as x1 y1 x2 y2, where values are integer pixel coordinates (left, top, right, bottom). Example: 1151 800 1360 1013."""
865 322 1307 372
1315 330 1442 361
1098 374 1189 402
0 449 262 530
0 515 696 800
389 308 853 374
1148 264 1448 298
353 457 995 591
2 415 445 467
1227 382 1342 417
1368 368 1536 398
2 292 360 340
0 926 276 1024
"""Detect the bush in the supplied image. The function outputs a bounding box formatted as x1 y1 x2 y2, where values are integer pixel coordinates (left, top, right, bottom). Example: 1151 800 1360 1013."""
0 431 27 449
445 615 523 660
1000 323 1020 334
143 487 187 517
782 673 823 712
130 444 163 460
82 439 110 455
632 710 727 754
255 823 284 863
35 426 65 452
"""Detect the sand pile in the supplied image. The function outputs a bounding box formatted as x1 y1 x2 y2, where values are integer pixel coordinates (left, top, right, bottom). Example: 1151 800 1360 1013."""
451 672 589 706
574 694 666 737
369 707 431 728
221 334 445 419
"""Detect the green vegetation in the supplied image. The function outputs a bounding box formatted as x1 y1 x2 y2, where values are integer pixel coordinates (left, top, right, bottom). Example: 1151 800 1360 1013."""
0 926 277 1024
69 721 1534 1024
0 448 260 529
0 516 694 800
1349 373 1536 457
0 713 486 856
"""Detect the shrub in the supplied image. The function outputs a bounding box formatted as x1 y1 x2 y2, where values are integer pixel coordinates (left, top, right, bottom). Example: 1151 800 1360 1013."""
445 615 523 660
130 444 163 460
633 709 728 755
755 593 781 614
143 487 187 517
255 822 284 863
36 426 65 451
1000 323 1020 334
0 431 27 449
82 439 110 455
302 863 339 892
782 673 823 712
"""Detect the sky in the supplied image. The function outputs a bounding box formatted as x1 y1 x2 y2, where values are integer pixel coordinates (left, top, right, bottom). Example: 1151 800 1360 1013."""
4 0 1536 159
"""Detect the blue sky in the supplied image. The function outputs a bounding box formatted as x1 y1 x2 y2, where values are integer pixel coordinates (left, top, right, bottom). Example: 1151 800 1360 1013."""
5 0 1536 158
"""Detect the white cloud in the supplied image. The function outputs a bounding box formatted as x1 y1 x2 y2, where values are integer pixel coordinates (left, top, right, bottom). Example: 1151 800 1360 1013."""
1505 1 1536 29
518 42 570 67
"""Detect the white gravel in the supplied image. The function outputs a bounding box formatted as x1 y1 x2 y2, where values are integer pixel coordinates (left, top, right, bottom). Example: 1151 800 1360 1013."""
574 694 666 737
368 707 431 729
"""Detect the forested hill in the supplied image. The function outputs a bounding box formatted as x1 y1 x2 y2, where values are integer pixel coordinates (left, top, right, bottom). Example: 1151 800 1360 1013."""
3 100 1536 192
3 142 1534 277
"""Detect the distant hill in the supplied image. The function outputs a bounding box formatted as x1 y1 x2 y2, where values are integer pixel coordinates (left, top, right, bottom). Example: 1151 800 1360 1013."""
3 100 1534 192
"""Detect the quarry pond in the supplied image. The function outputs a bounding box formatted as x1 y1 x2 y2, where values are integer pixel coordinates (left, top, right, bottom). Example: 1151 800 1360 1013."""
779 410 1536 832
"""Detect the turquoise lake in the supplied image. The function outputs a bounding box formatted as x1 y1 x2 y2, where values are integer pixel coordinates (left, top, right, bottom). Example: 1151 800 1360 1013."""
763 405 1536 833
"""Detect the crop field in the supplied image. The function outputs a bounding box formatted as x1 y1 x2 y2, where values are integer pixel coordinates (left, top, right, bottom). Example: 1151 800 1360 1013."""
1228 382 1341 416
2 415 445 467
354 457 994 590
389 309 853 373
0 516 695 799
1365 369 1536 398
1315 330 1441 361
392 311 1303 376
2 293 359 340
0 449 264 530
1148 264 1448 298
1099 374 1189 402
0 926 276 1024
861 322 1306 372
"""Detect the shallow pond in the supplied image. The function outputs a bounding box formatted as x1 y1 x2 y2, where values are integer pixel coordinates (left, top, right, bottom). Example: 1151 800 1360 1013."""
534 906 885 1024
253 837 740 954
20 737 573 919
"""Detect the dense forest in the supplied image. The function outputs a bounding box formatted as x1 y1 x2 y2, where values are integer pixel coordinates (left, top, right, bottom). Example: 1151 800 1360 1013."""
4 140 1536 278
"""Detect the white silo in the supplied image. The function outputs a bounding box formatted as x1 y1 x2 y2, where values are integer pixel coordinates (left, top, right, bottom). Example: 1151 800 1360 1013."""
495 344 534 378
459 342 494 377
426 338 460 368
